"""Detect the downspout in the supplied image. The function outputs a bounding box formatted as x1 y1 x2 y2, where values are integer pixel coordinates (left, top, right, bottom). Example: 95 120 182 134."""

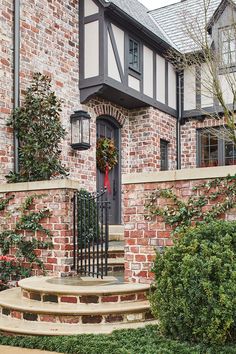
13 0 20 173
176 72 182 170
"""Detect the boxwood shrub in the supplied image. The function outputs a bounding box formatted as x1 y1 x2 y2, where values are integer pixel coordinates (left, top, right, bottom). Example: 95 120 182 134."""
150 221 236 345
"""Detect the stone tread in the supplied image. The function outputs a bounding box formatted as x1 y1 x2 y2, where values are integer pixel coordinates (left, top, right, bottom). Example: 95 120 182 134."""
0 288 150 315
19 276 150 295
0 316 159 336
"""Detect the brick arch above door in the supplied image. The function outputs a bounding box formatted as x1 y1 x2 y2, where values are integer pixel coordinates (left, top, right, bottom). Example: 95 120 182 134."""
86 97 127 127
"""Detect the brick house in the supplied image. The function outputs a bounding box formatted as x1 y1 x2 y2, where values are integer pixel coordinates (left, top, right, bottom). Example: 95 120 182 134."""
1 0 236 282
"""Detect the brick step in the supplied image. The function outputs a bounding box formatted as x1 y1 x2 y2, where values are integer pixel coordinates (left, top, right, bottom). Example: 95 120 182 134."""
0 316 159 336
18 276 147 302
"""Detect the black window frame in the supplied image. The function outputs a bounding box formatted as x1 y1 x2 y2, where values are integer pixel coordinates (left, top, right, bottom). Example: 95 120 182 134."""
197 128 236 167
160 139 169 171
128 38 140 73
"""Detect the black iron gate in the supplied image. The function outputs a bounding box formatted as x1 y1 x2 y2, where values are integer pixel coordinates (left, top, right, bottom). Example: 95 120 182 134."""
72 190 110 278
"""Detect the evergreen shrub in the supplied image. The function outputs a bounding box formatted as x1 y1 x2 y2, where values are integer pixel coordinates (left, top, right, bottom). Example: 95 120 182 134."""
150 221 236 345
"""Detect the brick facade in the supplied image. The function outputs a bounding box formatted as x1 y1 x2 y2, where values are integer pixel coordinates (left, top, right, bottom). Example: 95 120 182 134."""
123 173 236 284
0 0 230 186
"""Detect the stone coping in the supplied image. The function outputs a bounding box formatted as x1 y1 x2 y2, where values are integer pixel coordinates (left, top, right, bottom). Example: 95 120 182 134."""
0 179 80 193
122 165 236 185
19 276 150 295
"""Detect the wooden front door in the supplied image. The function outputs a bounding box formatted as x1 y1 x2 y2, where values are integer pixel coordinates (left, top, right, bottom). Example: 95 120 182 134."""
96 117 121 225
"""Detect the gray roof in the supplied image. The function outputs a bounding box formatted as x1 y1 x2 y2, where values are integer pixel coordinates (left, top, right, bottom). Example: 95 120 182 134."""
150 0 223 53
104 0 172 47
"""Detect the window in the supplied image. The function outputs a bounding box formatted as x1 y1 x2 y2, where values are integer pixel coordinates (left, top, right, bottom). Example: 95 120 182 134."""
198 129 236 167
219 27 236 66
160 139 169 171
129 39 140 71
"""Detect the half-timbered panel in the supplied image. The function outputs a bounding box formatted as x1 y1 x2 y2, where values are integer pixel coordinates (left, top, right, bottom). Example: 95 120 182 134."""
79 0 177 116
108 30 121 82
184 67 196 111
168 63 176 109
156 54 165 104
84 21 99 79
84 0 99 17
219 74 234 105
143 46 153 98
128 75 140 91
201 63 213 108
111 24 125 72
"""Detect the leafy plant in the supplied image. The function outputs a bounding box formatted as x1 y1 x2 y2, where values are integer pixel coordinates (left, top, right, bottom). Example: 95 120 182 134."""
6 73 68 182
150 221 236 345
145 175 236 235
1 325 236 353
0 256 31 290
0 194 53 289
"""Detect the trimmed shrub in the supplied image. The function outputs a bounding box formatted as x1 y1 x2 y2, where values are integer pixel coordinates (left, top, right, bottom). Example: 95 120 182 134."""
150 221 236 345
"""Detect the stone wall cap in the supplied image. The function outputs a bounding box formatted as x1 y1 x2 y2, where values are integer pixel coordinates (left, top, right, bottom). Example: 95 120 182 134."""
0 179 80 193
123 166 236 185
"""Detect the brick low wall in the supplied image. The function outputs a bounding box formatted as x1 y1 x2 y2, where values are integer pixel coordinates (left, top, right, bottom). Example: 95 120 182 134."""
0 180 79 276
123 166 236 284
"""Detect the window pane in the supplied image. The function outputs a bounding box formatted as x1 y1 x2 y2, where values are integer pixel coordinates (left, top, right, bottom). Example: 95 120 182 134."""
225 142 236 166
129 39 139 71
199 131 219 167
160 140 168 171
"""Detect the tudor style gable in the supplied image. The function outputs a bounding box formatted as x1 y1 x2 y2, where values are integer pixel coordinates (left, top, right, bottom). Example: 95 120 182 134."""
79 0 178 117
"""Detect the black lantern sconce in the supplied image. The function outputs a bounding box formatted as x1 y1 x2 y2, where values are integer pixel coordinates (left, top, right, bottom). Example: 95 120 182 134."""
70 110 91 150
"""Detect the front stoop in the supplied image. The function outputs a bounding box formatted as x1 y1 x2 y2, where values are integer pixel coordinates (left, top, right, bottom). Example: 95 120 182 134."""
0 276 157 336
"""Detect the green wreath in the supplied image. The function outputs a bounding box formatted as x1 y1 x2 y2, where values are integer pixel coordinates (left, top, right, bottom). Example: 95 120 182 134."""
96 138 118 173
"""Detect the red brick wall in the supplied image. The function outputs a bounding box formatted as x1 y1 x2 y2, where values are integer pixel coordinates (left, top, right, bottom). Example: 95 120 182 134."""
0 0 97 190
0 188 75 276
123 178 236 284
126 107 177 173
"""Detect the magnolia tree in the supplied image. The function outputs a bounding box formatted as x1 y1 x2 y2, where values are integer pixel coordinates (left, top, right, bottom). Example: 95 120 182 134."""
169 0 236 144
7 73 68 182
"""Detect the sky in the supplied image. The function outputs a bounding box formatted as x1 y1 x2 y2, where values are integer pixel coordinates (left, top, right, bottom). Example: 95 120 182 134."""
138 0 180 10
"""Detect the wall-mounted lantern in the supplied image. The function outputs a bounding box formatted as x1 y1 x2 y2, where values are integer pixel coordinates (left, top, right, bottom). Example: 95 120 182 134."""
70 110 91 150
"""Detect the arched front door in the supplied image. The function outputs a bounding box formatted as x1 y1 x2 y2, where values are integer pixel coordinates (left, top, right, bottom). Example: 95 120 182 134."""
96 116 121 225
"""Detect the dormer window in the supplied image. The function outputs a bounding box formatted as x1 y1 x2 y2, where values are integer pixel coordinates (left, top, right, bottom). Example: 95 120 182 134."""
219 27 236 66
129 38 140 72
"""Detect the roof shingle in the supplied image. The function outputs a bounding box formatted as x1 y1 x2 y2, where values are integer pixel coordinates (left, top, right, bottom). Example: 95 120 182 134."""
149 0 223 53
104 0 172 47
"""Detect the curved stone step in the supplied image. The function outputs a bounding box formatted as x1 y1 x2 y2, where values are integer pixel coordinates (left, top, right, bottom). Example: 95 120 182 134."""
0 288 150 315
0 316 158 336
0 288 153 325
18 276 150 301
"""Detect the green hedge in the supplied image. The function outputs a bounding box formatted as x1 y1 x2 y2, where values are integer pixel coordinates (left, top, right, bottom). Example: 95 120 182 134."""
0 325 236 354
150 221 236 345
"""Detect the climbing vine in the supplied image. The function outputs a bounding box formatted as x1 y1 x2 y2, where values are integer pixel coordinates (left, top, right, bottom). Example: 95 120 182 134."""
0 195 14 211
145 175 236 235
0 194 53 289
